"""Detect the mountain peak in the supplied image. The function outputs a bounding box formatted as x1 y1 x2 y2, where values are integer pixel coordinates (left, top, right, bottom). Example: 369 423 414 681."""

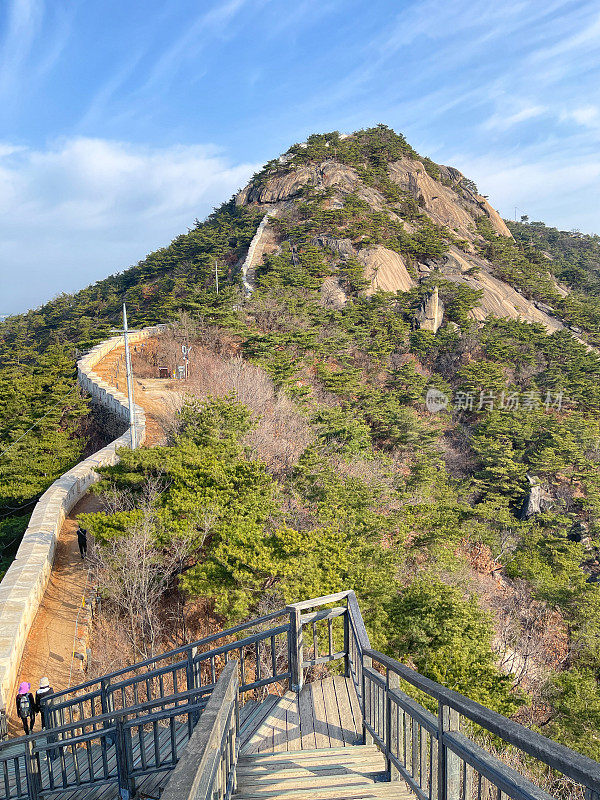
234 125 562 330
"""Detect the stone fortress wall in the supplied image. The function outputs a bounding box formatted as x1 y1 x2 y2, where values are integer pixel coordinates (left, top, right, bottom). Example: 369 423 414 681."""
0 325 166 712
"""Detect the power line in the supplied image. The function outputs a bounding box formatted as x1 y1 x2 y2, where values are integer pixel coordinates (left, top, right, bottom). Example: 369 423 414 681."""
0 383 80 462
0 499 37 519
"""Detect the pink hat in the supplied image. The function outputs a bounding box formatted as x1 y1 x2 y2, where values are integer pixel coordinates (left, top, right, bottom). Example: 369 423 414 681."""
18 682 30 694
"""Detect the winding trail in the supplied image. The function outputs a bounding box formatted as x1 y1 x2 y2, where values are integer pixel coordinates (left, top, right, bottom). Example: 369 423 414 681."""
6 336 177 734
8 495 101 737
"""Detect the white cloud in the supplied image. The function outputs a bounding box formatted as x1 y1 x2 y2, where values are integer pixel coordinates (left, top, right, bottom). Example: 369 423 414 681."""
0 138 259 314
452 150 600 233
559 105 600 128
482 104 547 132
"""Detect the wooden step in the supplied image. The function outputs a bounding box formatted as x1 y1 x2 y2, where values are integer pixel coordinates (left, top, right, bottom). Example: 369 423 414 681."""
237 755 385 771
237 754 384 769
240 701 258 728
237 760 385 780
234 784 414 800
240 696 280 740
235 772 384 791
239 746 381 762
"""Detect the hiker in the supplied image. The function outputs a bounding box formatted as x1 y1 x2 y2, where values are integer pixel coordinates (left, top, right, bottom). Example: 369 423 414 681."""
35 677 54 729
77 526 87 559
16 682 35 735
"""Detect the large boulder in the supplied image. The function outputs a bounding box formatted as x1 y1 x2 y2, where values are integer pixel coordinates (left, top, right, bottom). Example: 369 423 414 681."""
358 246 417 294
415 286 444 333
321 277 347 309
520 475 554 519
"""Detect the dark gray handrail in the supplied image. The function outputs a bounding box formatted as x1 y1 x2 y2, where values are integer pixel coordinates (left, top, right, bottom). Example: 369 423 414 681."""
446 731 554 800
343 590 600 797
287 590 352 611
160 661 239 800
47 606 288 702
366 649 600 792
346 590 370 650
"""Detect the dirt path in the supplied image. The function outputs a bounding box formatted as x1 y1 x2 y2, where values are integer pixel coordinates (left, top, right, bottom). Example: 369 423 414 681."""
8 494 102 736
8 337 180 735
93 338 181 446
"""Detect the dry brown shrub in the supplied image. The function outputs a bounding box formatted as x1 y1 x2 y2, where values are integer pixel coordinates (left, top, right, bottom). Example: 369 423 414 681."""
490 580 569 693
185 350 314 475
88 612 135 678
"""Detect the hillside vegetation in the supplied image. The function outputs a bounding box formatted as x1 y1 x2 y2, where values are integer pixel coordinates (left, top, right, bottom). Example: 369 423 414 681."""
2 126 600 761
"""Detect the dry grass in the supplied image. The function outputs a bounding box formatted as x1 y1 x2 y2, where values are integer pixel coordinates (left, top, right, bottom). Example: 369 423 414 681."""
185 349 314 475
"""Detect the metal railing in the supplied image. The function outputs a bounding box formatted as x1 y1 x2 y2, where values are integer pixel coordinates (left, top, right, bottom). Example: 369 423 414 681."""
161 661 239 800
2 590 600 800
40 592 350 730
344 591 600 800
0 686 212 800
43 607 292 729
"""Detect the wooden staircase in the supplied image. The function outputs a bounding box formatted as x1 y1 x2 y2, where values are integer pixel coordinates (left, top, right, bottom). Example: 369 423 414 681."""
234 746 412 800
3 590 599 800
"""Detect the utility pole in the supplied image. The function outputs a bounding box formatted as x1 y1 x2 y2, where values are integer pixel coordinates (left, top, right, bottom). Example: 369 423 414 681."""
122 303 137 449
215 260 219 294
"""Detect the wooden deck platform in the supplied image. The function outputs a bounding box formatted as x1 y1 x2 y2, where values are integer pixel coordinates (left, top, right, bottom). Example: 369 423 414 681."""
0 678 365 800
241 676 362 754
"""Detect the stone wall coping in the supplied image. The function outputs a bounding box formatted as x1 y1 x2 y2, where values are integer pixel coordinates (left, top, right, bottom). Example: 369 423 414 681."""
0 323 167 710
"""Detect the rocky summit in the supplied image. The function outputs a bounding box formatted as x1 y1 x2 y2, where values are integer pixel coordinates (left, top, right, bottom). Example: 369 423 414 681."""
234 128 564 333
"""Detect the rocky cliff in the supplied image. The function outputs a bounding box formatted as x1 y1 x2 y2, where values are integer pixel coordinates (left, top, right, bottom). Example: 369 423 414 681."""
233 130 566 335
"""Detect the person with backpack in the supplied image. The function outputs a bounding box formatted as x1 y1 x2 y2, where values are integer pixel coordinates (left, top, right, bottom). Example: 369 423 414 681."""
77 526 87 559
16 682 35 735
35 678 54 729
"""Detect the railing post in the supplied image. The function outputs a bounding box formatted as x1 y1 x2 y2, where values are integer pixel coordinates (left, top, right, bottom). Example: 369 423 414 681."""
386 669 399 781
362 654 373 745
100 677 110 715
437 703 460 800
343 609 350 678
232 692 239 795
186 646 197 691
289 607 304 692
24 738 42 800
0 706 8 741
115 717 133 800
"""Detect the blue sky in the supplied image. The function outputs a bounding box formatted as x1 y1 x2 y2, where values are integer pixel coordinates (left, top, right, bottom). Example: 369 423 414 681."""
1 0 599 314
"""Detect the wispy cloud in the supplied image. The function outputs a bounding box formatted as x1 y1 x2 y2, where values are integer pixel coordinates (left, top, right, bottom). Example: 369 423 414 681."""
482 104 547 132
138 0 250 96
450 143 600 233
0 0 44 97
77 0 256 133
559 105 600 128
0 138 258 313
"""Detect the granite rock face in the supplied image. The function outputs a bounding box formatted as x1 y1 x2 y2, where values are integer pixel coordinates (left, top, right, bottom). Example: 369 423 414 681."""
234 148 569 335
520 476 555 519
236 161 359 206
358 246 416 294
416 287 444 333
388 157 511 240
